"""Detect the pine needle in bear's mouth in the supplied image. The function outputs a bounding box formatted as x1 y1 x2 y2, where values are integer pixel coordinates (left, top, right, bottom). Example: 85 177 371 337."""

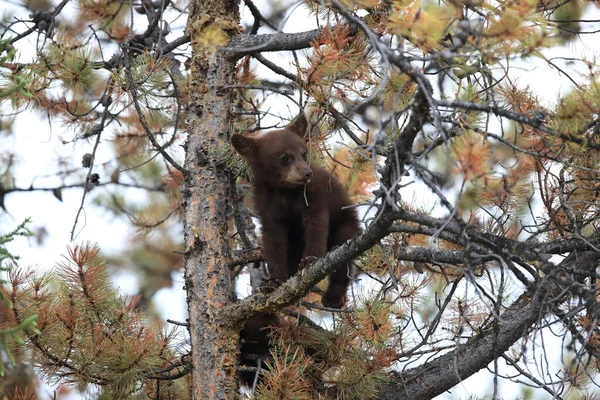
303 183 309 206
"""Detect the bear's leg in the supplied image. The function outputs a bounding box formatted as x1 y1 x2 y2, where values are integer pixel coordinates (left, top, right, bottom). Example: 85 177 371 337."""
322 219 359 308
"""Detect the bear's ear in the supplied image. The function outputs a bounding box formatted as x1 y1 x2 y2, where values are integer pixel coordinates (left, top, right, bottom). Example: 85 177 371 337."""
231 134 256 157
286 113 308 138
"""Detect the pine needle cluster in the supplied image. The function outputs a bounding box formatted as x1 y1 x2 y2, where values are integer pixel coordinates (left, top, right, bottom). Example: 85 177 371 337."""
495 76 600 237
77 0 130 29
254 346 314 400
388 0 458 52
302 26 375 105
255 311 395 400
327 146 376 201
553 81 600 138
0 219 35 378
1 243 182 399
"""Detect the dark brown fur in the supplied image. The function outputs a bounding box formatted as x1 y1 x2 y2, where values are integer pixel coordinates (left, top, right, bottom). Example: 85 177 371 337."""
233 114 360 386
231 114 360 308
238 313 279 385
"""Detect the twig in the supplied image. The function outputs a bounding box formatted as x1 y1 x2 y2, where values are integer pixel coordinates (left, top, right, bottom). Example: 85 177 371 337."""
122 43 186 174
70 82 113 241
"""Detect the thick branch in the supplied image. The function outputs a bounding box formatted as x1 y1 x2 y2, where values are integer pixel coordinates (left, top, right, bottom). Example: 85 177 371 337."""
225 29 322 56
397 210 600 261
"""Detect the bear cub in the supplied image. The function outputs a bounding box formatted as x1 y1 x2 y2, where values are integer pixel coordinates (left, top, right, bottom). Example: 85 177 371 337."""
231 113 360 308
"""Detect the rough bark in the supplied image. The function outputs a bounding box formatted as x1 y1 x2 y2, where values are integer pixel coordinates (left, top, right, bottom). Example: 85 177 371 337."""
182 0 240 397
226 28 322 54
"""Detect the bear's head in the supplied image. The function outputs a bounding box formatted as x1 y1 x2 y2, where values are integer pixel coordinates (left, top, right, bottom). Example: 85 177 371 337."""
231 114 313 189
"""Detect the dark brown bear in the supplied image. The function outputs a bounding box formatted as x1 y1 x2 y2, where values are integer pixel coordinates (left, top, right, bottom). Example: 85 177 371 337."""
231 113 360 308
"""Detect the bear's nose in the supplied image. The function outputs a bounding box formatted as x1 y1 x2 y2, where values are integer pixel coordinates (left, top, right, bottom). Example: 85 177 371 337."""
304 170 313 180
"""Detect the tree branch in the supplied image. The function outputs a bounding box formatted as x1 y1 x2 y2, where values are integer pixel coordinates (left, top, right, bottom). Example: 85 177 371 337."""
436 99 600 151
122 44 186 174
252 53 301 83
227 249 262 269
378 246 599 399
225 28 322 56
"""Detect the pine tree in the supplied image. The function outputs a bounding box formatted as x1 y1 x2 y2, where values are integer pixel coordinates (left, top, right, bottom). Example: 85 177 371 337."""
1 0 600 398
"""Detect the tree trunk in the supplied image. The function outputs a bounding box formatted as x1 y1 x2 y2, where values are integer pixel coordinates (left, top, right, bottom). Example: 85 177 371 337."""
183 0 240 398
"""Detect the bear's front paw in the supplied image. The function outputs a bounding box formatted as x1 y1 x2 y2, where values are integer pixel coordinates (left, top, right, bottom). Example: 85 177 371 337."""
261 278 285 293
321 290 347 309
298 256 318 270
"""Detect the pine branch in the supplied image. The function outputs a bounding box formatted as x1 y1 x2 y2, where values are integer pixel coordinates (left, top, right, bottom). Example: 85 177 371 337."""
377 249 599 399
70 89 111 241
225 28 325 56
146 359 192 380
380 86 432 194
396 210 600 262
253 53 301 83
8 0 69 44
242 0 278 33
122 46 186 174
227 249 262 269
104 25 329 68
1 182 164 196
436 99 600 151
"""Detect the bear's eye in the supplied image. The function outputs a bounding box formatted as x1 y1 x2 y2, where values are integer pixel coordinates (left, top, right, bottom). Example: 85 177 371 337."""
301 151 308 160
281 155 291 164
